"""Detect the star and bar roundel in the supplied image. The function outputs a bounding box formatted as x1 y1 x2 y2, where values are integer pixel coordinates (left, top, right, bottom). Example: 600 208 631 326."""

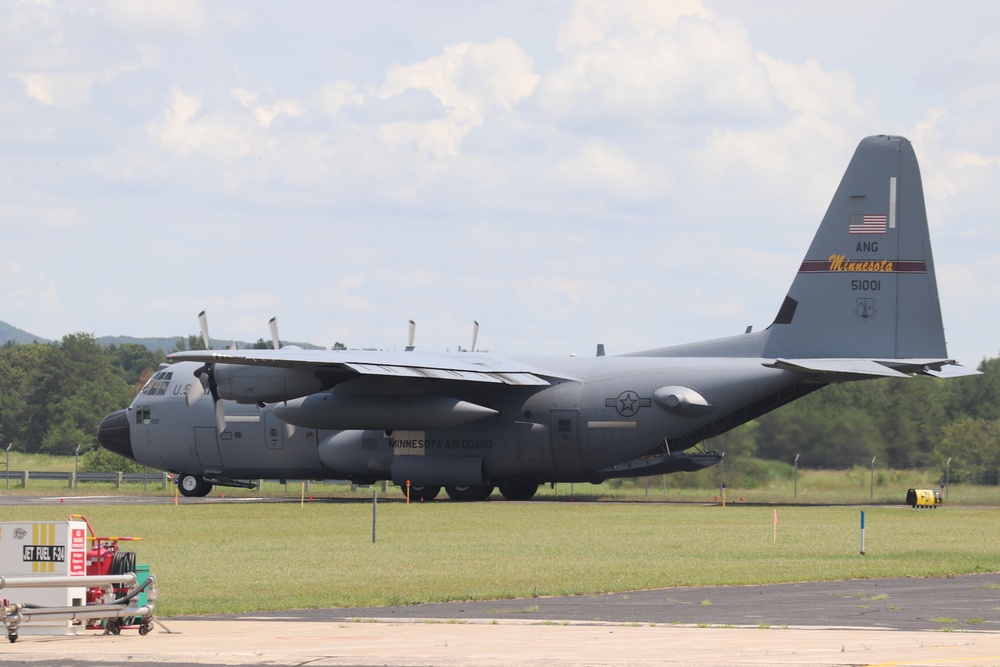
605 390 652 418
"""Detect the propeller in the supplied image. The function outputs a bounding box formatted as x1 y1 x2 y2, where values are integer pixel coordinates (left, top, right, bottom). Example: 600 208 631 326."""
470 320 479 353
184 311 227 433
405 320 416 351
198 310 211 349
269 316 281 350
186 310 213 406
267 316 298 438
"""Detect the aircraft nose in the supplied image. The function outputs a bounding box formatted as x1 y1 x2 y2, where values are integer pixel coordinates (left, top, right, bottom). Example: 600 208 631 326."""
97 409 136 462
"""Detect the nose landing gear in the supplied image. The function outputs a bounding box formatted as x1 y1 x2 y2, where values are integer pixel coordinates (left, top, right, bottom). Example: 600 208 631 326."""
176 473 213 497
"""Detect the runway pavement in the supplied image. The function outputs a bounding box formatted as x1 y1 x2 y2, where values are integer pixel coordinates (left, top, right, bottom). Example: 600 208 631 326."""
3 574 999 667
3 495 999 666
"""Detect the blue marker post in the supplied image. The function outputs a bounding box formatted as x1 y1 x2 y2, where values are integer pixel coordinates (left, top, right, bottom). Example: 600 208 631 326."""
860 510 866 555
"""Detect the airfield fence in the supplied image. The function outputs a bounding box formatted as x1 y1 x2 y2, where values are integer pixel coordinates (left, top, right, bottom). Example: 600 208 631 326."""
0 470 359 491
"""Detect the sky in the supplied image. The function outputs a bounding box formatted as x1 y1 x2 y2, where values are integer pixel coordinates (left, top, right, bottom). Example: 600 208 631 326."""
1 0 997 365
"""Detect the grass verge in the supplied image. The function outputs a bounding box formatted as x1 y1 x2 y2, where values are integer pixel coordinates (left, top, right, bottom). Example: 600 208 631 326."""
3 502 999 616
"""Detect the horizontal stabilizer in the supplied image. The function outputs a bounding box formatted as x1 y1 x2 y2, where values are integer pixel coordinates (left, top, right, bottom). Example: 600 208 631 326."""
922 364 982 378
768 358 911 378
768 358 981 380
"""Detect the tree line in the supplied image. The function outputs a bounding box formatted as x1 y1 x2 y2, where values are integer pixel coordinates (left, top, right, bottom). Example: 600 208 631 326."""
707 357 1000 485
1 334 997 482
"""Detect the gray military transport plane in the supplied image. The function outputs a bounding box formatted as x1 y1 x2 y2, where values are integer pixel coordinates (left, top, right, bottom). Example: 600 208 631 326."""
97 135 978 500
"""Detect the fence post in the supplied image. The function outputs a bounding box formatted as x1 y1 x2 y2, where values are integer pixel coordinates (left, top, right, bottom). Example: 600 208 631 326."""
115 471 123 489
21 470 28 488
68 471 76 489
162 472 170 490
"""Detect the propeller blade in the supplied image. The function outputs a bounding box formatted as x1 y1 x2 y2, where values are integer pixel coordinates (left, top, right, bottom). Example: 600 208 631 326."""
186 365 211 406
284 421 296 439
471 320 479 353
185 385 202 406
405 320 416 351
215 400 227 433
198 310 211 350
269 317 280 350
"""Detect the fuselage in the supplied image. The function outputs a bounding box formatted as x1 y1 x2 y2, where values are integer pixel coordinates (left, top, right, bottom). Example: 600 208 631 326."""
98 353 808 487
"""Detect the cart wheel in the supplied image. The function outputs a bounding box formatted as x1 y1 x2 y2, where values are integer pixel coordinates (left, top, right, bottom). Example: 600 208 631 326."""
139 622 151 636
107 621 121 635
7 632 17 643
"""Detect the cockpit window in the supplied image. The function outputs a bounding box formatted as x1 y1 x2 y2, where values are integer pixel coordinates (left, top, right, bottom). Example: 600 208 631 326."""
141 371 173 396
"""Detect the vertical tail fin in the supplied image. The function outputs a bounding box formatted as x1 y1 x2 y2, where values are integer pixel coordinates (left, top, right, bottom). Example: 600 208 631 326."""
763 135 947 361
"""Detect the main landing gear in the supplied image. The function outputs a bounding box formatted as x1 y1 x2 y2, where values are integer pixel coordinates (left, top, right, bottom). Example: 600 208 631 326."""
497 483 539 501
399 483 540 501
408 485 441 501
445 485 495 501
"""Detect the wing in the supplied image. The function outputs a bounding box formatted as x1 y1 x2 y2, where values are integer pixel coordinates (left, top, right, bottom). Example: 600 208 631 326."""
169 348 568 386
169 348 579 431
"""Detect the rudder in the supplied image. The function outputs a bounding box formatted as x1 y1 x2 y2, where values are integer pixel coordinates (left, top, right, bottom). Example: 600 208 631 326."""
762 135 947 360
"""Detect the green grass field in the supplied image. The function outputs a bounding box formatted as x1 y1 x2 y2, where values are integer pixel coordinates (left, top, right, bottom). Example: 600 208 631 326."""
5 451 998 505
4 501 998 616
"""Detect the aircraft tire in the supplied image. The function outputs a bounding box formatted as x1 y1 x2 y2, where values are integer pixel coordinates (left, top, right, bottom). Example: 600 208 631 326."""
498 483 539 501
405 485 441 501
177 473 213 497
445 484 494 501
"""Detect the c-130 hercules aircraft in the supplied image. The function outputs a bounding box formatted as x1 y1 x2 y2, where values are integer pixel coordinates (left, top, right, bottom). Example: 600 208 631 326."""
98 135 978 500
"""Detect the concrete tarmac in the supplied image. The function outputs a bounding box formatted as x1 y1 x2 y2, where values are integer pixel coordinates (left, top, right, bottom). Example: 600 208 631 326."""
3 575 999 667
3 616 1000 667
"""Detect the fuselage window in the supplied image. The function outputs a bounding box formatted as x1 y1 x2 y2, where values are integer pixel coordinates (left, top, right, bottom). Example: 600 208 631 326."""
136 406 151 425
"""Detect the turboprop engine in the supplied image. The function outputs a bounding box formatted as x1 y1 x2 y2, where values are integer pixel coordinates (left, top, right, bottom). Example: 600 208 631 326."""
274 392 498 430
213 365 325 404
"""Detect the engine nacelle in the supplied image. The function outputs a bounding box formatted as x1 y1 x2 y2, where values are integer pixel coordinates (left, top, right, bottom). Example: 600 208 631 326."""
214 364 325 404
275 393 498 430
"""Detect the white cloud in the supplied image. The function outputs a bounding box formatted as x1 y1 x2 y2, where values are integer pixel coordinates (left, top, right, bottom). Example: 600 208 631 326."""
550 138 669 198
314 80 363 117
557 0 714 49
12 71 97 107
231 87 304 127
148 86 303 163
541 1 775 125
102 0 209 37
376 38 539 160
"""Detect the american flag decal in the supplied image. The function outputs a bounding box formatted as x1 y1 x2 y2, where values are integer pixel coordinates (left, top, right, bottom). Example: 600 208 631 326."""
849 214 887 234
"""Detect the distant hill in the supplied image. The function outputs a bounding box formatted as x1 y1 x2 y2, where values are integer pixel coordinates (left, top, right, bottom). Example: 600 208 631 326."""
1 321 324 351
97 335 325 352
96 335 182 352
0 320 49 345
